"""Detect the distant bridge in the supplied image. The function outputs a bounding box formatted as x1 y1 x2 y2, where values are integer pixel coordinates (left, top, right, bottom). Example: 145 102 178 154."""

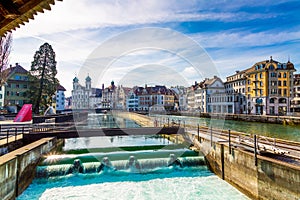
23 127 185 144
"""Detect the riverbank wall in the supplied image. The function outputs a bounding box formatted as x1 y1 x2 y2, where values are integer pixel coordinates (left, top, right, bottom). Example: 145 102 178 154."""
0 137 62 200
177 112 300 125
119 112 300 199
193 137 300 200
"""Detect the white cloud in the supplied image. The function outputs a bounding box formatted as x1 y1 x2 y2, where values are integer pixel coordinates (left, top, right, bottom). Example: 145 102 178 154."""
12 0 280 39
193 30 300 48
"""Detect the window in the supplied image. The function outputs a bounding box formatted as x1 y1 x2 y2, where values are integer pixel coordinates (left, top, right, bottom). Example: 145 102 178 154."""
16 84 19 88
260 73 263 79
279 98 286 103
278 73 281 78
270 98 275 103
270 72 276 77
283 89 287 96
23 84 27 89
7 83 11 88
278 89 282 95
283 73 287 78
283 81 287 86
16 92 19 96
278 81 281 86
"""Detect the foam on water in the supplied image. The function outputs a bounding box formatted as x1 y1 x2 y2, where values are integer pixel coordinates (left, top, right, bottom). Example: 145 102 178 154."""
18 166 249 200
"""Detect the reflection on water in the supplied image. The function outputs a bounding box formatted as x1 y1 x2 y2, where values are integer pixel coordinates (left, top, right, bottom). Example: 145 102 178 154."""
63 136 173 151
87 113 140 128
152 114 300 142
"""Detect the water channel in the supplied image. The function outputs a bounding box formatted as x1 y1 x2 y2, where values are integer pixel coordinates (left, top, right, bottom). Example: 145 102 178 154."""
17 113 251 199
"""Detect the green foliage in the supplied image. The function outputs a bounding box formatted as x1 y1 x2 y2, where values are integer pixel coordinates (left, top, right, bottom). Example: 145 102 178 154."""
29 43 59 114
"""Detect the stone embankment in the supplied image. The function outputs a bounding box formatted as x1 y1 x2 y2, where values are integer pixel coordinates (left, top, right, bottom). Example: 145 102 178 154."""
193 136 300 200
179 112 300 125
0 137 62 200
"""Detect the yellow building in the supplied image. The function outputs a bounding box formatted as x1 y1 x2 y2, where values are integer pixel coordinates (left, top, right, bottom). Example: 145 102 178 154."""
245 56 296 115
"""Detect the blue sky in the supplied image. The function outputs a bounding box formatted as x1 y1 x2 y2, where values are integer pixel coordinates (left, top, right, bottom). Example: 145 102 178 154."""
10 0 300 96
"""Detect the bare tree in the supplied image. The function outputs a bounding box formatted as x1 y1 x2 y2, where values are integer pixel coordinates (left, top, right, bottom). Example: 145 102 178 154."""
0 33 12 86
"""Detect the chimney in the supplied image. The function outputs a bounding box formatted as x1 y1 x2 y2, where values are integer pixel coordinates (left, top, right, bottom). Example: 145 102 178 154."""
15 63 19 66
270 56 273 62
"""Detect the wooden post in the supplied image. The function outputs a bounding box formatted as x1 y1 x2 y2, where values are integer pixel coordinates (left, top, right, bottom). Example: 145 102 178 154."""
15 127 17 141
254 135 257 166
228 129 231 154
210 126 213 147
221 144 225 180
7 129 9 145
197 124 200 142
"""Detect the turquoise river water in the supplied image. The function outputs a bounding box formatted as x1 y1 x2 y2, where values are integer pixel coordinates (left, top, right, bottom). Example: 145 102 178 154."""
16 113 254 200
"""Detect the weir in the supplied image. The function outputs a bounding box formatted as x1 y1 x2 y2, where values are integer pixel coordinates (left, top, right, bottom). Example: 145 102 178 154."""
36 156 206 178
41 148 199 165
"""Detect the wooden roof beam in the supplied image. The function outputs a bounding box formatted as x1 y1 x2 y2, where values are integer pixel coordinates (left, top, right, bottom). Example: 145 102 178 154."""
0 1 20 19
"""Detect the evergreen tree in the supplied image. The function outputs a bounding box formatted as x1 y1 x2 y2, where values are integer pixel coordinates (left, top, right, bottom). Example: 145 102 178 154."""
29 43 59 114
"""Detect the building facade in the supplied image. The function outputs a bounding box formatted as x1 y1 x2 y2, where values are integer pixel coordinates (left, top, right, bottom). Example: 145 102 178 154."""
245 57 295 115
225 70 247 114
135 85 175 112
0 63 31 111
52 84 66 113
71 76 102 109
291 74 300 113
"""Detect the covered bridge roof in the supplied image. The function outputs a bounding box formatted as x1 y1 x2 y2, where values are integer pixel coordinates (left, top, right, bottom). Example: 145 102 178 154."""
0 0 62 36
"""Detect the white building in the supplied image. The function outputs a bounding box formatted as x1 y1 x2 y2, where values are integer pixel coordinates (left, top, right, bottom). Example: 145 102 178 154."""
126 89 139 111
71 76 102 109
291 74 300 114
54 85 66 113
187 76 235 114
171 86 188 111
225 70 247 114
